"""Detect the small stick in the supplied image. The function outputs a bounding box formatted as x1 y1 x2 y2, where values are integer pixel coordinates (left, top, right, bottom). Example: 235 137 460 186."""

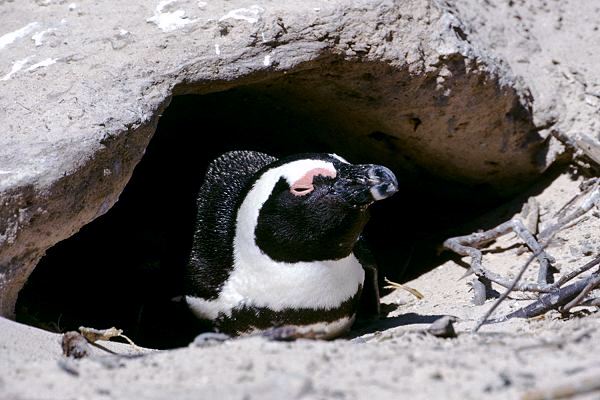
473 252 539 332
511 221 550 284
470 277 489 306
559 274 600 313
494 272 599 321
579 297 600 307
553 193 582 221
383 277 424 300
552 178 597 221
79 326 143 351
557 215 590 232
552 255 600 288
539 183 599 242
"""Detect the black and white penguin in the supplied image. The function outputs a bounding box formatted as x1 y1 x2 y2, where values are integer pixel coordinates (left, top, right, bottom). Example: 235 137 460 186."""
185 151 398 339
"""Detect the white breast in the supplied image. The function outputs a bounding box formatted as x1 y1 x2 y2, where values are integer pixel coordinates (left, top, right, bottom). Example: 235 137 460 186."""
186 252 365 321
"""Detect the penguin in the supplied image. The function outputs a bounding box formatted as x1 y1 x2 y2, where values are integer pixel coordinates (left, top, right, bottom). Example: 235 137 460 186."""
185 151 398 339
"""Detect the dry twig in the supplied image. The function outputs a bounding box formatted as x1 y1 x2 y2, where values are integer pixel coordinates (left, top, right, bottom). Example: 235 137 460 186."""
579 297 600 307
383 277 424 299
469 277 495 306
444 178 600 326
559 273 600 313
79 326 143 351
553 253 600 287
495 257 600 321
539 178 599 243
473 252 540 332
444 219 554 292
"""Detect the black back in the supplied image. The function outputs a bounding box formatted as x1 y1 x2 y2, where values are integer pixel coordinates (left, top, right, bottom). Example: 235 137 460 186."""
186 151 277 299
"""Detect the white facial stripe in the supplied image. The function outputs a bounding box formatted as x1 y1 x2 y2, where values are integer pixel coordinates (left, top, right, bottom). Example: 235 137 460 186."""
186 158 364 321
329 153 350 164
279 159 336 186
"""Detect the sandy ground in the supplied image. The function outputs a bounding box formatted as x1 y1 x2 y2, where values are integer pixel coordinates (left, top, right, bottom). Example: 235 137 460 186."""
1 171 599 400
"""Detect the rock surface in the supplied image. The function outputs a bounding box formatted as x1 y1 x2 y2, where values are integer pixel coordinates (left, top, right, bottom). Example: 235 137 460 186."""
0 0 559 316
450 0 600 165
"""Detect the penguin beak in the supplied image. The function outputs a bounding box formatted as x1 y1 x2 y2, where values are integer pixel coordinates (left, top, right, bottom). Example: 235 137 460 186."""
334 164 399 206
366 165 399 200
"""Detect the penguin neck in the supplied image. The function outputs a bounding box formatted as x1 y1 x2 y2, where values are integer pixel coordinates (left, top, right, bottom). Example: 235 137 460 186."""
254 205 368 262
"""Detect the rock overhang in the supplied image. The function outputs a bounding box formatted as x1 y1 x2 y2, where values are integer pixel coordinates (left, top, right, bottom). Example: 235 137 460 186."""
0 0 551 316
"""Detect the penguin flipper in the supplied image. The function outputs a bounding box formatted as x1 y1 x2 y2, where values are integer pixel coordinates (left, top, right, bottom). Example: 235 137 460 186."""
353 236 381 319
187 151 278 300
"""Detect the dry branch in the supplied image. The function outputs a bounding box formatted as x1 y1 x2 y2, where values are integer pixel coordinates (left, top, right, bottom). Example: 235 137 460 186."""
539 178 599 243
560 273 600 313
444 219 554 293
493 268 599 321
473 252 539 332
444 178 600 329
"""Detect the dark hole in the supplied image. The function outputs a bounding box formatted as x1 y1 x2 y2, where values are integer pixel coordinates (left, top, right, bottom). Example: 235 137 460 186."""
16 89 515 349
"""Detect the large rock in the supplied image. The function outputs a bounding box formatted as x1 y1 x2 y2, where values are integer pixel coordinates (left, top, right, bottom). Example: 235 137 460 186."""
449 0 600 162
0 0 554 316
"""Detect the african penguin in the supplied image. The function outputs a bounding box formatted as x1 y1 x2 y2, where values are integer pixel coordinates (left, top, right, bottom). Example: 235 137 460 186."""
185 151 398 339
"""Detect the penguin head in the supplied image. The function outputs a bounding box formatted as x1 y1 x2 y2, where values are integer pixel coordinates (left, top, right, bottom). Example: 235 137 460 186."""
237 153 398 263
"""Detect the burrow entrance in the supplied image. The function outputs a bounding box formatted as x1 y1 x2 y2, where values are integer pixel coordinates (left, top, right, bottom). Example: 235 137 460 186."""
16 59 548 348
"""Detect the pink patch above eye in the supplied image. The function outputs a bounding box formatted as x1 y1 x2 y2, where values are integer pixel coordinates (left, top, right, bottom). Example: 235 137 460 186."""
290 167 336 196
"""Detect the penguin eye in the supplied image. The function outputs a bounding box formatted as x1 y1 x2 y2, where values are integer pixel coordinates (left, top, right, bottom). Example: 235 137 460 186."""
290 183 314 196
